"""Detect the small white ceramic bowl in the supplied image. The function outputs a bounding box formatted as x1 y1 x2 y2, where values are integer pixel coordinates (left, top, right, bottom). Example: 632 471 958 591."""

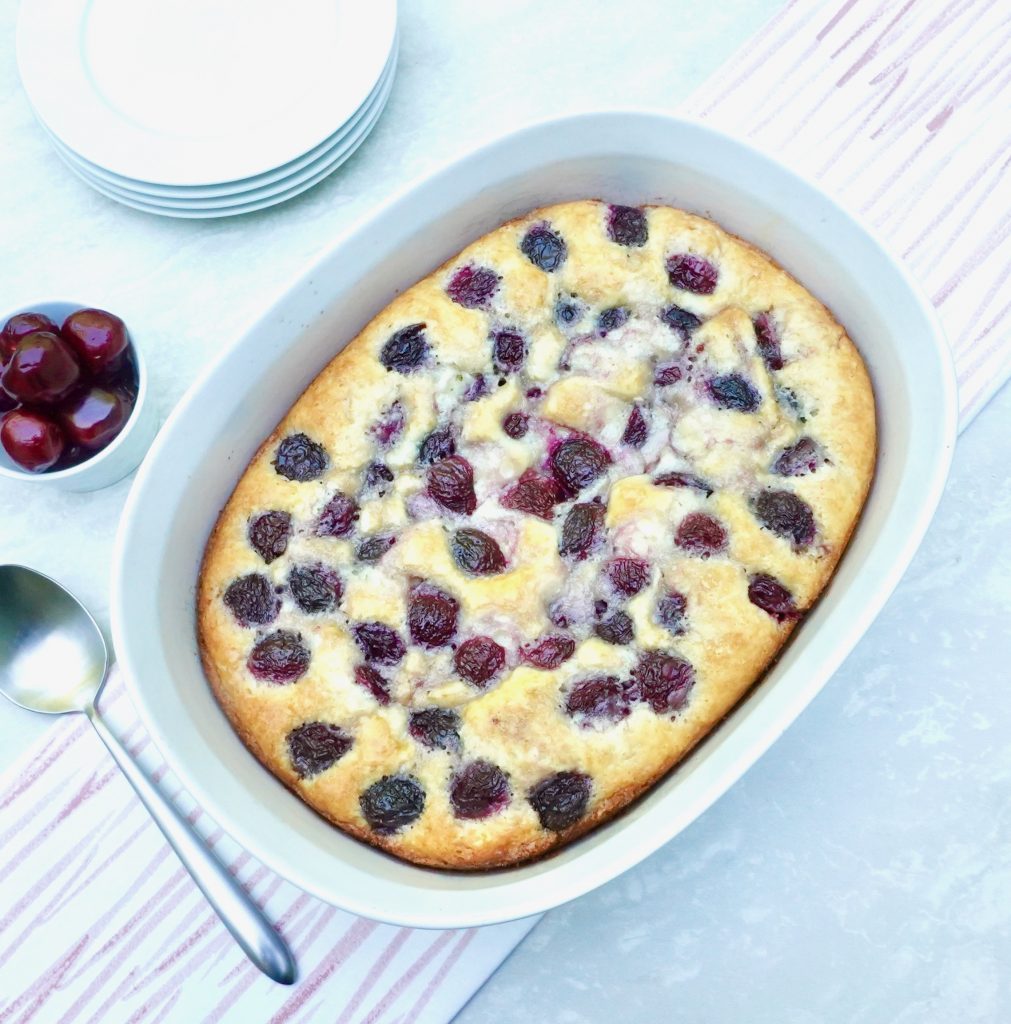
0 300 159 491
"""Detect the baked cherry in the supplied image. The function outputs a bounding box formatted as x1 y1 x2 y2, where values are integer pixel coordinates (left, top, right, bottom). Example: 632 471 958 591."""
1 312 59 362
0 409 64 471
622 405 648 448
559 502 605 559
371 401 405 448
287 722 352 778
58 387 128 450
451 528 506 575
446 265 499 308
354 664 391 705
409 708 461 753
655 590 688 636
223 573 280 626
501 469 564 520
520 224 567 272
316 491 358 537
60 308 128 374
247 630 310 684
565 675 630 725
248 510 292 563
360 775 425 834
748 573 799 622
454 636 506 687
273 433 329 481
632 652 695 714
380 323 429 373
666 253 718 294
594 610 634 645
653 363 683 387
550 436 610 496
363 461 395 493
492 329 526 373
661 304 702 339
754 312 784 371
418 426 455 465
356 534 396 562
450 760 511 819
529 772 592 831
463 374 489 402
753 490 816 548
772 437 822 476
288 564 342 613
520 635 575 669
408 583 459 648
1 331 81 405
607 205 648 246
353 622 405 665
654 471 713 495
709 373 761 412
597 307 629 335
606 558 651 597
675 512 728 557
502 411 529 439
428 455 476 515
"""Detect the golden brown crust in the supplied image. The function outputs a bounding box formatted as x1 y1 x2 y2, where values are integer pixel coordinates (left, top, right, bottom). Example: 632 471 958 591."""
197 200 876 870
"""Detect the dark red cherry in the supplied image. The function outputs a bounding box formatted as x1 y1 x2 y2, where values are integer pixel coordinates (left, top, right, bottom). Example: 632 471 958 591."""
60 308 128 374
709 373 761 412
753 490 816 548
418 426 455 465
597 307 629 335
661 304 702 339
58 387 128 449
622 405 648 448
754 312 784 371
520 635 575 669
353 622 405 665
354 664 391 705
380 323 429 373
2 332 81 405
1 312 59 362
605 558 651 597
655 590 688 636
520 224 567 272
450 761 511 819
446 265 499 308
653 363 683 387
529 772 592 831
606 205 647 246
565 675 631 725
409 708 461 753
666 253 718 294
223 573 280 626
356 534 396 562
371 401 405 448
454 636 506 687
502 411 529 439
315 492 357 537
288 564 342 613
675 512 728 557
501 469 564 520
559 502 605 559
632 652 695 714
247 630 310 684
360 775 425 834
287 722 352 778
654 471 712 496
748 573 799 622
594 610 634 645
0 387 16 414
772 437 822 476
273 433 329 481
491 329 526 373
248 510 291 563
0 409 64 471
550 436 610 496
451 528 507 575
428 455 476 515
408 583 459 648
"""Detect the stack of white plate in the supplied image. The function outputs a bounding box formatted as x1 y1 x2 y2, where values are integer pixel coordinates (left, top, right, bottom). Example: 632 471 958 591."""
16 0 398 218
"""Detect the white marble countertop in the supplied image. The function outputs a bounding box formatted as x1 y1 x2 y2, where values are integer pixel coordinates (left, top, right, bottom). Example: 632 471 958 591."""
2 0 1010 1020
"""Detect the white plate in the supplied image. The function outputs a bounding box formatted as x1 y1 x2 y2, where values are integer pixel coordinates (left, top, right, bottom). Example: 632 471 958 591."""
35 40 399 201
112 113 957 928
17 0 396 185
46 56 395 215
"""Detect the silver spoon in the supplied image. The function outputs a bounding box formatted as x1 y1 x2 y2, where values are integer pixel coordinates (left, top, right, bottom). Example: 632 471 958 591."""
0 564 297 985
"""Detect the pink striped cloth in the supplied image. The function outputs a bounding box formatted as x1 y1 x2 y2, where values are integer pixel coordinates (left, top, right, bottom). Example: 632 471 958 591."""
3 0 1010 1020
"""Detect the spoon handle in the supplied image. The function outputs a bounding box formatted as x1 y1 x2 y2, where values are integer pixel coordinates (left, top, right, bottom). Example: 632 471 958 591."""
86 707 297 985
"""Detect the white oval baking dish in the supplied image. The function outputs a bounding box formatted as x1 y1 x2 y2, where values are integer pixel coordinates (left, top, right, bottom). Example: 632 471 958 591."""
111 112 957 929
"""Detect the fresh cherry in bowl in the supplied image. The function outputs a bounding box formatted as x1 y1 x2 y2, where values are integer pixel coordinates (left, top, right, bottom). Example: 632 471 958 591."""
0 305 138 475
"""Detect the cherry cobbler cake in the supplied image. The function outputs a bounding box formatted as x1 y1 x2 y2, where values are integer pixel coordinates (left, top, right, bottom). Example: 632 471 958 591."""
198 200 875 869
